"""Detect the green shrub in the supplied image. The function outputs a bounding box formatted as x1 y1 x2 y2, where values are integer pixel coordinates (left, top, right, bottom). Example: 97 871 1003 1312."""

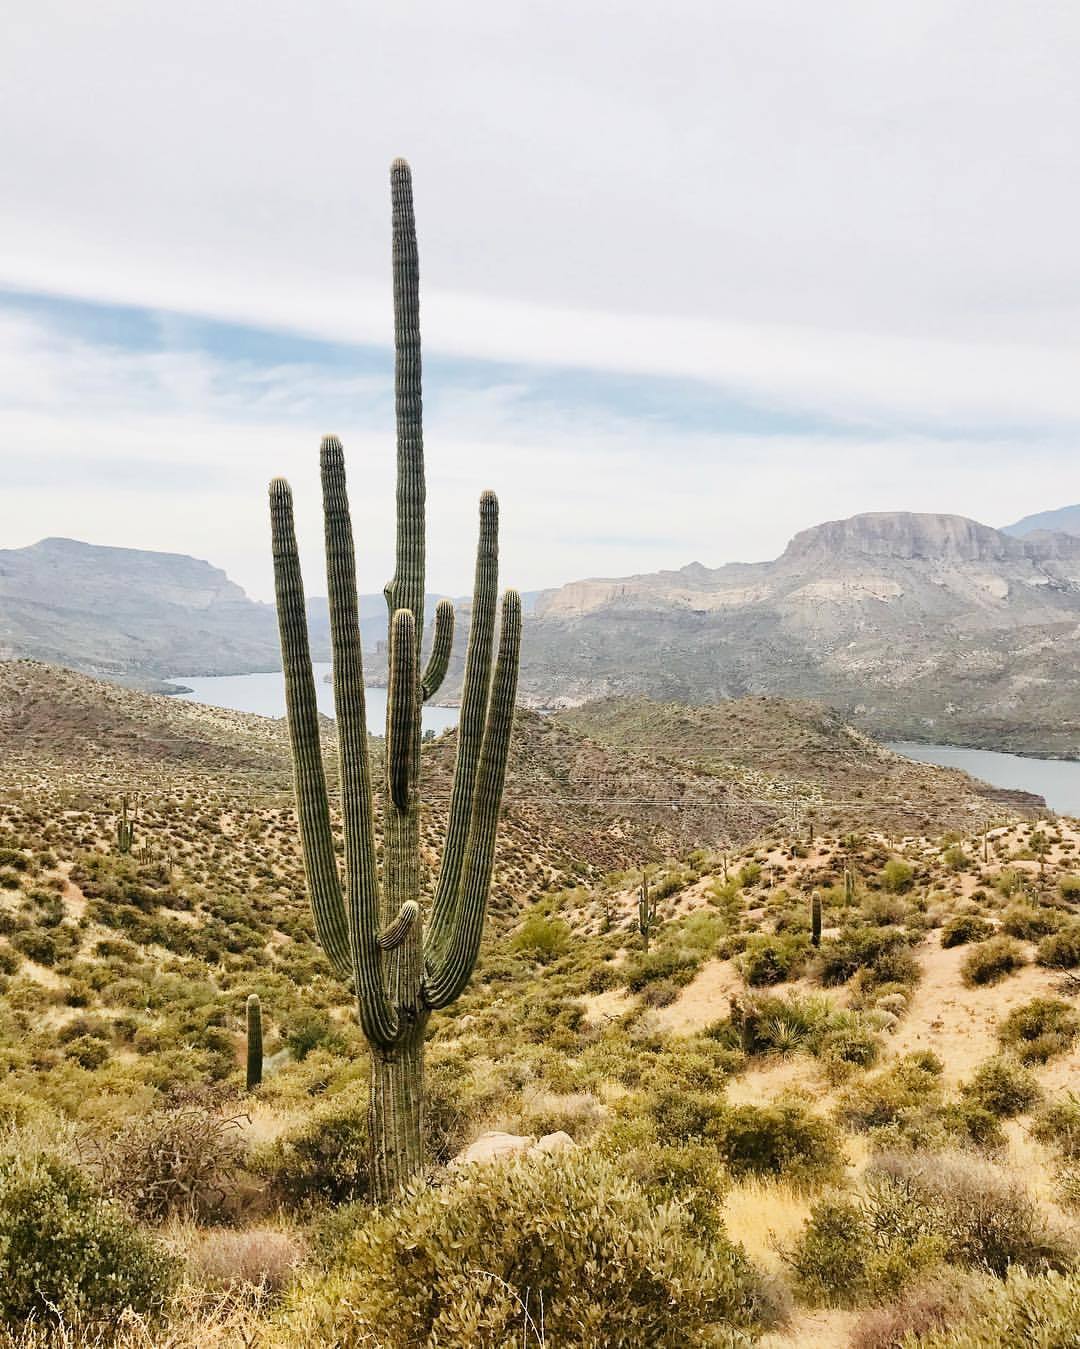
1000 903 1060 940
624 945 699 993
1036 924 1080 970
940 915 994 949
961 1056 1041 1118
510 913 571 963
881 859 915 893
960 936 1027 986
818 927 920 989
708 1099 843 1185
284 1150 781 1347
1030 1093 1080 1159
998 997 1080 1064
741 934 808 986
0 1150 173 1325
255 1088 369 1205
837 1054 944 1133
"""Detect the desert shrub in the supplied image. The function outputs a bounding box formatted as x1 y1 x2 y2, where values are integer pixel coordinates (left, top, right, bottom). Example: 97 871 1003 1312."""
899 1269 1080 1348
1059 875 1080 899
1030 1093 1080 1159
647 1088 723 1143
640 977 679 1007
284 1150 781 1347
998 997 1080 1064
737 862 762 888
623 945 699 993
255 1090 368 1206
0 1149 173 1325
837 1053 944 1133
284 1010 345 1061
818 927 919 989
868 1151 1074 1279
1000 903 1060 940
994 868 1025 899
1036 924 1080 970
849 1269 981 1349
708 1099 843 1185
881 859 914 893
961 936 1027 986
619 1141 730 1238
717 992 880 1066
740 933 808 986
510 912 571 963
961 1056 1041 1118
79 1107 248 1222
187 1226 304 1294
940 914 994 949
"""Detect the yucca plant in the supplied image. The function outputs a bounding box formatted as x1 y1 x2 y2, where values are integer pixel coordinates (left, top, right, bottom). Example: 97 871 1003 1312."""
269 160 521 1198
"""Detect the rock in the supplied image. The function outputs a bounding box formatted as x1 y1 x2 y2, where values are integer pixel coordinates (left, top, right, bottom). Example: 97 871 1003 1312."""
449 1131 535 1168
531 1130 576 1155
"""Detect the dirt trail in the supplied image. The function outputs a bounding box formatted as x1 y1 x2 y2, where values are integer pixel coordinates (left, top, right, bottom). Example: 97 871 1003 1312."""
651 957 742 1033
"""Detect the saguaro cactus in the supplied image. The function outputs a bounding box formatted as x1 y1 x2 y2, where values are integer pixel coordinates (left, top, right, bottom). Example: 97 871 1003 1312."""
810 890 822 948
116 794 136 855
638 871 658 951
269 159 521 1200
246 994 263 1091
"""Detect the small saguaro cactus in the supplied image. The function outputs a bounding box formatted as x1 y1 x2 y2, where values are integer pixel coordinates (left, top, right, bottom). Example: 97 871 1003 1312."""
810 890 822 948
638 871 659 951
844 866 857 906
246 994 263 1091
269 160 521 1200
116 793 137 855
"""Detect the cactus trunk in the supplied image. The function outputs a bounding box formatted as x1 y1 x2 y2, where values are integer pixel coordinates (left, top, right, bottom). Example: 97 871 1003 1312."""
246 994 263 1091
269 160 521 1202
811 891 822 948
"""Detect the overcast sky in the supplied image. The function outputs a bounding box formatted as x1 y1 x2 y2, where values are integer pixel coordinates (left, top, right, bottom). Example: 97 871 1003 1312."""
3 1 1079 599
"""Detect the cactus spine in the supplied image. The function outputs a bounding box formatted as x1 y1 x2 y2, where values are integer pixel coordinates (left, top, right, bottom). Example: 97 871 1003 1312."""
246 994 263 1091
638 871 658 951
810 890 822 948
269 160 521 1200
116 794 136 855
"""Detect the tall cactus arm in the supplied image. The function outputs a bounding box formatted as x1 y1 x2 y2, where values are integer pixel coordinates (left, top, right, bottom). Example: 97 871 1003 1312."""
420 599 455 702
269 476 352 981
424 588 522 1009
387 610 419 811
320 439 404 1050
424 493 498 967
384 158 425 632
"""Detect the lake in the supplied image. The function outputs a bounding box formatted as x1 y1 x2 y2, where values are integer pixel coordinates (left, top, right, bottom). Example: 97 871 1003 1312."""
168 666 460 736
889 741 1080 817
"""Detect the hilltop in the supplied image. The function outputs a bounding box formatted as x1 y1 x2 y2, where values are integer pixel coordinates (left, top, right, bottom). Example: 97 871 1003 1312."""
1004 503 1080 540
518 511 1080 755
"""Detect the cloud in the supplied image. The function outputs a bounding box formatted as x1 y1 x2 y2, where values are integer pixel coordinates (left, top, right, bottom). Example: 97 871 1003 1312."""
3 1 1080 434
0 303 1076 605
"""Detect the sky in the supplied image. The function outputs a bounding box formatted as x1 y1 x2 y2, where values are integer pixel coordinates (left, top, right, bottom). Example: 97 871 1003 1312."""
2 0 1080 600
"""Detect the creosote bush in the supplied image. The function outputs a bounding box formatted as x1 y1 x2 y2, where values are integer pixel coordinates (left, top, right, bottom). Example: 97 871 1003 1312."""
283 1149 782 1347
961 1055 1041 1118
998 997 1080 1064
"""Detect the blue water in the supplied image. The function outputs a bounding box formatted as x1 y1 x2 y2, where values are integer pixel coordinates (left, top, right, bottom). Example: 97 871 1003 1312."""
889 742 1080 817
168 665 459 736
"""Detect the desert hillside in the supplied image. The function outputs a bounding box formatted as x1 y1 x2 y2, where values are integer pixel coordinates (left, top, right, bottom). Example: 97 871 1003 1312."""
1 661 1079 1345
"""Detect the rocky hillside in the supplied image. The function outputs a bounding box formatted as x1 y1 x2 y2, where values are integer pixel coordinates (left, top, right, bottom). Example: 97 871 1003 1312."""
0 537 294 678
518 512 1080 755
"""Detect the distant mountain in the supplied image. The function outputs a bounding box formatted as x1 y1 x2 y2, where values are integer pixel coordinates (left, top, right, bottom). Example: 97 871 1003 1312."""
0 537 292 679
515 512 1080 756
1003 504 1080 540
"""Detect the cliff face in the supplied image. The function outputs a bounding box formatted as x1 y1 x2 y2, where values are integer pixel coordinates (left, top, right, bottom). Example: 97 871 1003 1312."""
0 537 286 677
520 513 1080 755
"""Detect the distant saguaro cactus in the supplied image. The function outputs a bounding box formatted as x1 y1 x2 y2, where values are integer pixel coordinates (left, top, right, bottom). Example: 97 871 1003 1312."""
115 794 136 855
246 994 263 1091
844 866 857 906
810 891 822 948
269 160 521 1200
638 871 659 951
